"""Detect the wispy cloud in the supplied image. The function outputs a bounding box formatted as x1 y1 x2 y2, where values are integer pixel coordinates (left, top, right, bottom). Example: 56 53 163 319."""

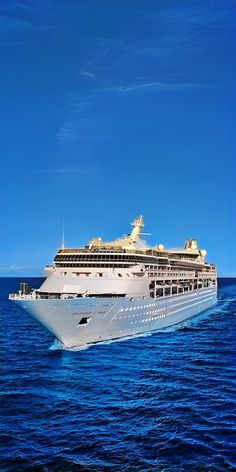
105 82 162 92
221 272 236 278
0 0 52 41
0 15 33 33
0 40 25 47
0 264 43 275
80 70 96 79
57 2 227 146
0 265 24 272
78 39 123 80
56 75 208 143
57 127 119 144
56 89 122 144
12 0 51 12
104 81 207 93
156 4 234 29
35 168 91 174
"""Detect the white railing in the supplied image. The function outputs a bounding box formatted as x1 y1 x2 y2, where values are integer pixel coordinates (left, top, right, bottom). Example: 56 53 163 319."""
9 293 34 300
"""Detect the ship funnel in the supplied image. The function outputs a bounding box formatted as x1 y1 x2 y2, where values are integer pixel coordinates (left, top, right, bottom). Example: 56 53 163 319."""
184 239 198 250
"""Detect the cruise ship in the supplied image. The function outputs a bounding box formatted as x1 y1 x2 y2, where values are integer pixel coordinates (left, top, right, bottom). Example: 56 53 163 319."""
9 216 217 348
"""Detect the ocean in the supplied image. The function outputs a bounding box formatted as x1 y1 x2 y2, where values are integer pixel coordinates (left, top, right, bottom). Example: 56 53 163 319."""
1 278 235 472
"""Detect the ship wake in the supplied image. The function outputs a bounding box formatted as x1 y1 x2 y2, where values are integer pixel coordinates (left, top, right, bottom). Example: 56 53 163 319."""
49 331 154 352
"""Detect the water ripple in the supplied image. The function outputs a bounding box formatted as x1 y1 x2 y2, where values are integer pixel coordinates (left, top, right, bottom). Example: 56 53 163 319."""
1 278 236 471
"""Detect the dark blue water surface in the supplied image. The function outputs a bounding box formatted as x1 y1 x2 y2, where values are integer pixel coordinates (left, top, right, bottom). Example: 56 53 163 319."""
1 278 236 472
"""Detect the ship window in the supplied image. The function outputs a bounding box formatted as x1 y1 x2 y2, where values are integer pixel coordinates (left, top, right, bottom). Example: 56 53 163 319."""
118 273 122 277
98 272 103 277
78 317 91 326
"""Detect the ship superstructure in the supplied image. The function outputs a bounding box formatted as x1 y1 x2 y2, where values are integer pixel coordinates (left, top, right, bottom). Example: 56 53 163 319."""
9 216 217 347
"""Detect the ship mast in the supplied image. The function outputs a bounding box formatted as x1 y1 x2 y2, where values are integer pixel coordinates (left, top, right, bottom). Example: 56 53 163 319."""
129 215 144 243
61 218 65 249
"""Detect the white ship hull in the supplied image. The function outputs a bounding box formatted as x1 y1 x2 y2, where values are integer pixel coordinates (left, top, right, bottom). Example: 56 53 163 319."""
15 287 217 348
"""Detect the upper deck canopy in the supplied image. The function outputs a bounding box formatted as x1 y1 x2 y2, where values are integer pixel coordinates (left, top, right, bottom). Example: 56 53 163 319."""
54 216 209 266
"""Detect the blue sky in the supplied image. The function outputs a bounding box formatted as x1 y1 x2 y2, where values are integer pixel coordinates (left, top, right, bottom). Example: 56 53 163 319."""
0 0 235 276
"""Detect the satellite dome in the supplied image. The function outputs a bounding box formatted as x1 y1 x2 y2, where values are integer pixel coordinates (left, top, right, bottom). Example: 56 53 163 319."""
157 244 164 250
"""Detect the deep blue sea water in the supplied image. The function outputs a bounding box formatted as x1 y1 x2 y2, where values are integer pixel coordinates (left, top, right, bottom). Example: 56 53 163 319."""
1 278 236 472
